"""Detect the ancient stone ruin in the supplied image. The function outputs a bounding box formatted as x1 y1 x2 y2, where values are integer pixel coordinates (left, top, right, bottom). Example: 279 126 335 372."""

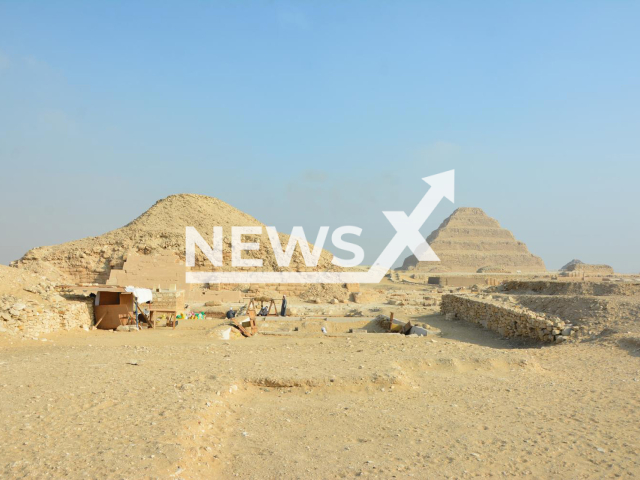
400 207 546 273
0 265 93 337
441 294 576 343
13 194 347 299
560 259 614 275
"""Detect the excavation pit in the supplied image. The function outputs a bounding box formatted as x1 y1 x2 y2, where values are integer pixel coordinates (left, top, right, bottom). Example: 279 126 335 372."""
251 316 439 337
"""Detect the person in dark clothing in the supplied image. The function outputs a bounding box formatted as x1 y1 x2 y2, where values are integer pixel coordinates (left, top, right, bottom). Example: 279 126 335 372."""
226 308 236 319
280 295 287 317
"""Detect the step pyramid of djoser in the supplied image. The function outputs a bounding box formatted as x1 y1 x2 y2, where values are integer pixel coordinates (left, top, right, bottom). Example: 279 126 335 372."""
402 207 545 272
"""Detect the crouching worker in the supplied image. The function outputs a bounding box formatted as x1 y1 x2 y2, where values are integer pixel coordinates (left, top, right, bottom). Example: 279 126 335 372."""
258 305 268 317
226 307 236 320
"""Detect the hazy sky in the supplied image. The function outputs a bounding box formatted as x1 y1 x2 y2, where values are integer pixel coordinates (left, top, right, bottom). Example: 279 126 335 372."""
1 1 639 272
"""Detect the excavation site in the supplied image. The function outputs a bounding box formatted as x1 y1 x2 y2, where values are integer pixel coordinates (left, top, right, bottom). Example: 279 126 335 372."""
2 3 639 478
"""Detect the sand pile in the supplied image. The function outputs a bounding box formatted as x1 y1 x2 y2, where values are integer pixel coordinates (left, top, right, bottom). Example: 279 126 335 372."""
0 265 92 337
14 194 342 285
400 207 546 273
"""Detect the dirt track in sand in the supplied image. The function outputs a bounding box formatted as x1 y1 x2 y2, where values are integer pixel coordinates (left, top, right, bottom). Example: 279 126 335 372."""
1 315 639 479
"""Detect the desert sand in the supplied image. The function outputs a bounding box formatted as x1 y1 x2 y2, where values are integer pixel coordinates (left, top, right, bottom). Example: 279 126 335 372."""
1 196 639 479
1 282 639 479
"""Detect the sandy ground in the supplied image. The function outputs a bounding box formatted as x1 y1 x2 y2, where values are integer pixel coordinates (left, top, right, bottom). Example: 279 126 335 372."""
1 313 639 479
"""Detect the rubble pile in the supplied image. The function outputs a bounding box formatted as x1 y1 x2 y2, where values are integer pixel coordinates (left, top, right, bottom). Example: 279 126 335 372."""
295 283 351 303
0 266 93 337
0 296 93 337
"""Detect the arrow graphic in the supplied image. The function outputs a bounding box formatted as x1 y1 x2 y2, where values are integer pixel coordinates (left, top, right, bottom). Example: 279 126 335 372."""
367 169 454 282
186 170 454 284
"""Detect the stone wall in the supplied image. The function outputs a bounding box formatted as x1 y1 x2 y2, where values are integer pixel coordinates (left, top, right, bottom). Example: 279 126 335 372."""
411 274 503 287
107 252 189 291
441 294 576 343
0 295 94 338
500 280 640 297
246 283 309 297
351 291 382 304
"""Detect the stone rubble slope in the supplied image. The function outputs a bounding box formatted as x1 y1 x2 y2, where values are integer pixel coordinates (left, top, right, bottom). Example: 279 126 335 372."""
14 194 342 285
0 265 92 338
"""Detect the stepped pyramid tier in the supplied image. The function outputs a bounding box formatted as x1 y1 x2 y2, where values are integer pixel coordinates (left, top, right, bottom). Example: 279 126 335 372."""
14 194 342 287
399 207 546 273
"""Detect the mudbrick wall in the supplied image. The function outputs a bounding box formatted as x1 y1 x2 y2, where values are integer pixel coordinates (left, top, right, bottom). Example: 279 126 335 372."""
441 294 577 343
0 296 93 338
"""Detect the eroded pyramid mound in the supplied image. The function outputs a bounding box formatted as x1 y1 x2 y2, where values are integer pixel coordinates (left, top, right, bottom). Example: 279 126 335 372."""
561 259 587 271
400 207 545 273
560 259 614 275
14 194 340 285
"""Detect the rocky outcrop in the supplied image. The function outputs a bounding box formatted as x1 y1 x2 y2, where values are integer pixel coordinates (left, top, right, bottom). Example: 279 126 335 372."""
400 207 545 273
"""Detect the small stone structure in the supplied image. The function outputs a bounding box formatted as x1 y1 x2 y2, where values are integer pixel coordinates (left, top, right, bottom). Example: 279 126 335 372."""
441 294 575 343
428 276 479 287
352 291 382 304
